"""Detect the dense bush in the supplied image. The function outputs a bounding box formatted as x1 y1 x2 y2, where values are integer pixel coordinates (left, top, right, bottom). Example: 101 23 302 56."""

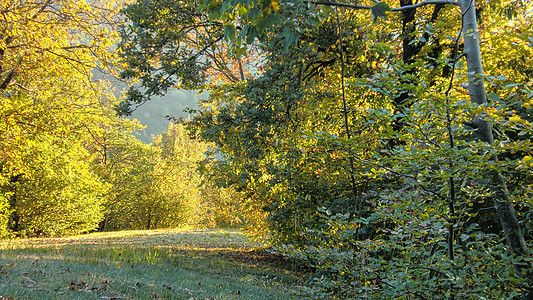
277 208 530 299
10 142 108 236
98 123 245 231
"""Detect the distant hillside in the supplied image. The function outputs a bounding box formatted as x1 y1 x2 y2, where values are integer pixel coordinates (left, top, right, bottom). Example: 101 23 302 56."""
130 89 203 144
92 70 201 144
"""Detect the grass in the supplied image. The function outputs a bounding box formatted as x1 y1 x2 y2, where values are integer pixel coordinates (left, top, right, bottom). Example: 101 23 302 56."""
0 228 306 299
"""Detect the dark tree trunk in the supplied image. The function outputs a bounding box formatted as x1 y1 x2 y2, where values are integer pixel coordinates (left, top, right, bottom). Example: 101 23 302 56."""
391 2 444 139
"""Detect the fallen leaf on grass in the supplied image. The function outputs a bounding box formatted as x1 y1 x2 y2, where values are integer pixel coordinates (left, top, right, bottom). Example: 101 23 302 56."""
149 293 161 299
183 288 193 296
127 281 142 291
22 276 36 287
69 279 88 291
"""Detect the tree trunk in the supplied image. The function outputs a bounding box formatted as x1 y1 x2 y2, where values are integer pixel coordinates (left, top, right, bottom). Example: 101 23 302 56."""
460 0 532 298
390 1 443 145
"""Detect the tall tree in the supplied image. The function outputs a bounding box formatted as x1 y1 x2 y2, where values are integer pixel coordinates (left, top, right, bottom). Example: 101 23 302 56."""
118 0 262 115
119 0 532 297
0 0 123 236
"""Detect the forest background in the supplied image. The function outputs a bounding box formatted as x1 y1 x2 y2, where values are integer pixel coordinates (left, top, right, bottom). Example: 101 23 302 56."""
1 0 533 298
0 0 242 238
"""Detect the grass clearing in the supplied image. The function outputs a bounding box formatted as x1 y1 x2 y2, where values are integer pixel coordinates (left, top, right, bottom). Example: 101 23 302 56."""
0 229 305 299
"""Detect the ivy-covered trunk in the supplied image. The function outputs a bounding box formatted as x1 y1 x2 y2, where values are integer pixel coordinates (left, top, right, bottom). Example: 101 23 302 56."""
460 0 532 297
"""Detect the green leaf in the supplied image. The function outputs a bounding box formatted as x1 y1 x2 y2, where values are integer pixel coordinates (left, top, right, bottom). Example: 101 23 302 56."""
224 23 236 41
371 2 391 23
238 25 249 44
487 93 501 102
307 15 321 26
246 26 259 44
207 2 223 21
256 13 281 33
247 7 261 20
282 26 300 50
220 0 235 13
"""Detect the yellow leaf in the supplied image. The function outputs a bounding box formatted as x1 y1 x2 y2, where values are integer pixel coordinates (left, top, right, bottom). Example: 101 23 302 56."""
271 0 280 11
509 116 521 122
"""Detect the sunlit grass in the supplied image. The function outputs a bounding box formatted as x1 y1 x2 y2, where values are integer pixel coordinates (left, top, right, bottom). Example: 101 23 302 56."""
0 229 305 299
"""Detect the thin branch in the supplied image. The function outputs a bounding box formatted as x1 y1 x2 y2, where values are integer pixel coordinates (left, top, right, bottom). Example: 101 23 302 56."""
355 157 448 201
0 70 17 90
478 206 495 212
412 266 451 278
141 35 225 102
31 0 52 20
45 49 92 66
206 51 240 83
391 0 459 10
442 1 465 272
304 0 459 11
203 26 242 83
305 1 373 9
12 83 35 92
335 7 359 213
238 57 245 81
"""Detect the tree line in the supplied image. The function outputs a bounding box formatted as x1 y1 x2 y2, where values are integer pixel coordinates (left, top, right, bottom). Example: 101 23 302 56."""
0 0 242 237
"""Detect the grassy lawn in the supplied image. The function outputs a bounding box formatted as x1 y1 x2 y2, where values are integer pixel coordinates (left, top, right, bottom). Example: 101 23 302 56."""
0 229 306 299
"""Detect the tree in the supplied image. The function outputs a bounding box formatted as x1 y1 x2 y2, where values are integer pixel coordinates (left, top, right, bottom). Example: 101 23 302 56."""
198 0 532 297
12 139 109 236
119 0 533 297
153 123 245 228
0 0 123 236
97 121 245 231
90 117 159 231
118 0 263 115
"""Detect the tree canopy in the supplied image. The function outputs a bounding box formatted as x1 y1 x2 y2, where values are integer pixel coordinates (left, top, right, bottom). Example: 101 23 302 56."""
119 0 533 297
0 0 241 237
0 0 531 298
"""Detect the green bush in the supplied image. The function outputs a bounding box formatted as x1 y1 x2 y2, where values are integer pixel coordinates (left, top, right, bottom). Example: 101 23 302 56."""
12 143 108 236
277 207 531 299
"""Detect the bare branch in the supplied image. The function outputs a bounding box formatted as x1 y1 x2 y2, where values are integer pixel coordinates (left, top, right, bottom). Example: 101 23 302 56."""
391 0 459 10
0 70 17 90
31 0 53 20
238 58 245 82
305 1 373 9
304 0 459 11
